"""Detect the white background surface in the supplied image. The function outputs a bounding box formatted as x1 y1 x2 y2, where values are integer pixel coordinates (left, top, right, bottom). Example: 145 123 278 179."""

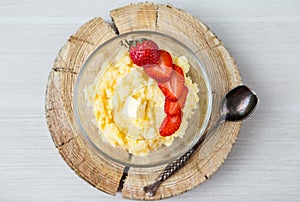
0 0 299 201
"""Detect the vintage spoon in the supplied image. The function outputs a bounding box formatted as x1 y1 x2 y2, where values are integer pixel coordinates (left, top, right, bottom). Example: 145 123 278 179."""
144 85 258 197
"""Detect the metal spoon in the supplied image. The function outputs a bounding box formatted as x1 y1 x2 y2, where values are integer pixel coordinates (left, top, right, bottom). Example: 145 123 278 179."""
144 85 258 197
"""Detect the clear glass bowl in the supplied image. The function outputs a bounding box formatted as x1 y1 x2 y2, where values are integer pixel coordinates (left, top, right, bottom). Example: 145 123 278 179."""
74 31 212 168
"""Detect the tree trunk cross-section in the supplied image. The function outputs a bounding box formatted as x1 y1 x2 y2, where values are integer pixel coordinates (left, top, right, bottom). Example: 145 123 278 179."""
45 3 242 200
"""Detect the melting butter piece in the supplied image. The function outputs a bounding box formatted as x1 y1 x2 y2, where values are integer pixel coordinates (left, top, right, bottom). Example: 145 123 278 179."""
127 96 146 120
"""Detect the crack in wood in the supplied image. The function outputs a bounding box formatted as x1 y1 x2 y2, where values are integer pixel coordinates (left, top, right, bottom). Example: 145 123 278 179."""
117 166 129 192
118 154 133 193
45 107 54 118
166 4 172 9
109 20 119 35
58 136 74 148
155 5 159 28
45 107 54 111
68 35 94 46
53 67 78 74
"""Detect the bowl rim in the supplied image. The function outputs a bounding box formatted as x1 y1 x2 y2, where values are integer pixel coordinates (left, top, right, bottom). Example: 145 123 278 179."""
73 30 212 168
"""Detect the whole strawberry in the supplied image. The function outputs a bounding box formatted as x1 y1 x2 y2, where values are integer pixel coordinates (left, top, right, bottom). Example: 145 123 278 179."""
129 39 160 66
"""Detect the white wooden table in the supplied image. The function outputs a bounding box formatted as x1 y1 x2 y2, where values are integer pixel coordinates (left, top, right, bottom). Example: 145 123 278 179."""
1 0 299 201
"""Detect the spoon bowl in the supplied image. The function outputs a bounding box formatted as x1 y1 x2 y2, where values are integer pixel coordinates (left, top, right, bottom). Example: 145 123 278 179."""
222 85 258 122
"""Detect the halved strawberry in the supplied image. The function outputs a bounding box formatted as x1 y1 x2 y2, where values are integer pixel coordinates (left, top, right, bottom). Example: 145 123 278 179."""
164 85 189 116
159 113 182 137
129 39 160 66
158 64 184 101
143 50 173 82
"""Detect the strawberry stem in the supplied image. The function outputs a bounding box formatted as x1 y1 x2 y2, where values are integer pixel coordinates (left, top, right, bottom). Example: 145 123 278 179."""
122 38 149 50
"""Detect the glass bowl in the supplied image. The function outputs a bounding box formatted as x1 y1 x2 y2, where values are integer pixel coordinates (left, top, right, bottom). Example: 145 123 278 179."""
74 31 212 168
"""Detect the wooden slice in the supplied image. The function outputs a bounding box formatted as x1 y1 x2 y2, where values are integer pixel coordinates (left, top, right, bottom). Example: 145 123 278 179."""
45 2 242 200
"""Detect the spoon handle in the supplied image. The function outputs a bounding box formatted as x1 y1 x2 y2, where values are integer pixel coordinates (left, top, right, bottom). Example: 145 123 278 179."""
143 118 224 197
143 137 202 197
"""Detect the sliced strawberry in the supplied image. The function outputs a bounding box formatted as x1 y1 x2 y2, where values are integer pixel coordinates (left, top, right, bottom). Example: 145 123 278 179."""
143 50 172 82
129 39 160 66
159 113 182 137
157 50 172 67
164 99 181 116
158 64 184 101
164 85 188 116
178 85 188 109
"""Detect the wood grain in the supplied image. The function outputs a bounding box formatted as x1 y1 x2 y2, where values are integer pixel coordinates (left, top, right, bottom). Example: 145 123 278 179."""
45 2 242 200
1 0 300 201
